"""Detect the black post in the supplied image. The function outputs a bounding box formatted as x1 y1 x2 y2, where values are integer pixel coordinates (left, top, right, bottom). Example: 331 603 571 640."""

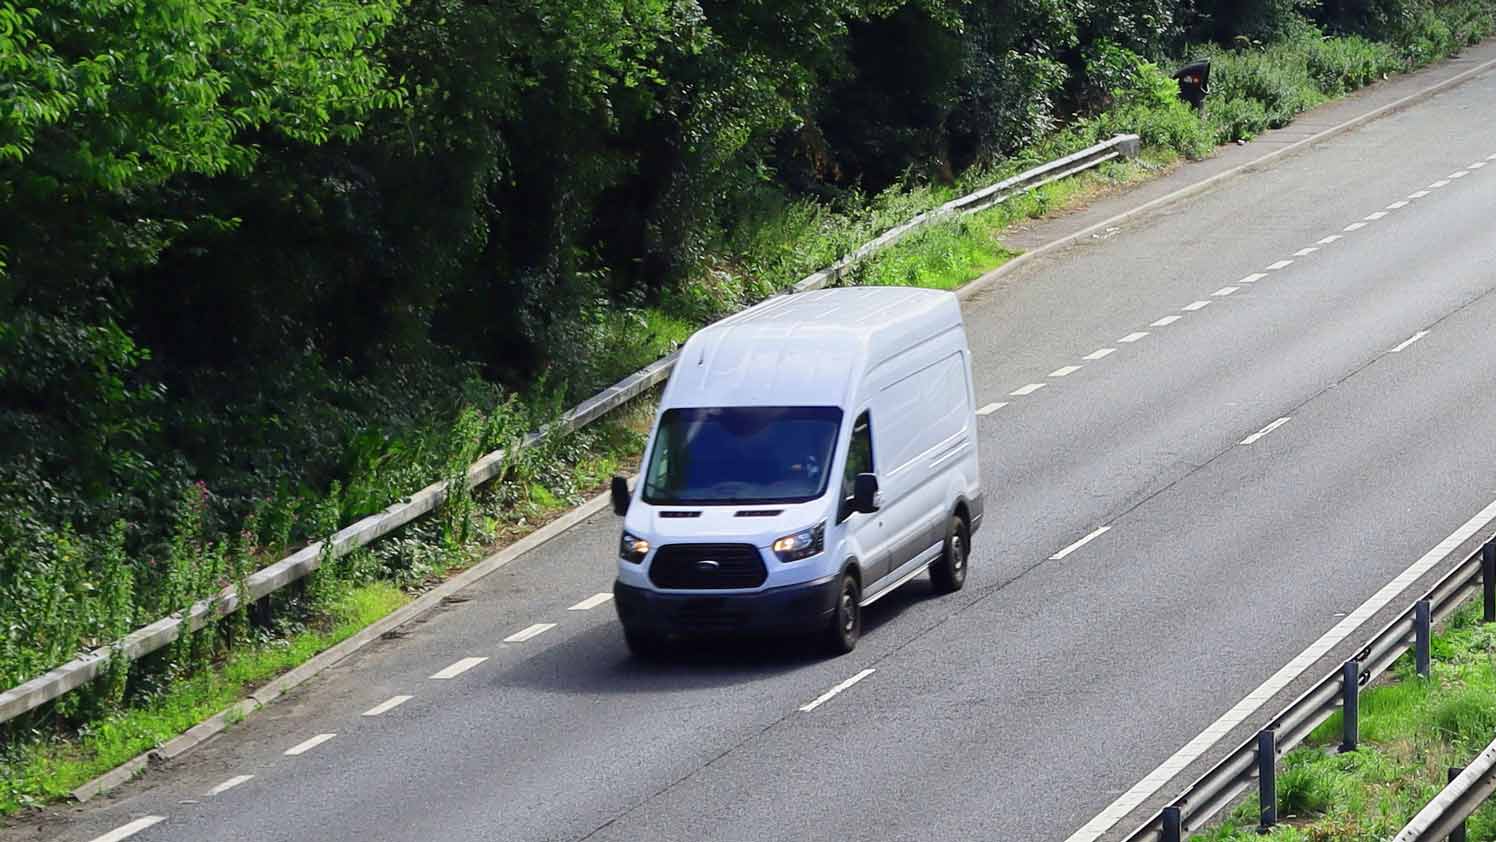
1258 729 1277 833
1450 767 1468 842
1416 599 1432 679
1162 805 1183 842
1340 659 1359 753
1483 541 1496 622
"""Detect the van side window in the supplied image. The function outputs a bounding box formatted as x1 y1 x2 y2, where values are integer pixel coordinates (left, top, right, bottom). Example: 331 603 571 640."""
839 412 875 522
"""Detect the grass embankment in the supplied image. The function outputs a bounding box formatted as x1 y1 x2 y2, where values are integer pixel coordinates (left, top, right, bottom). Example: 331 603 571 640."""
1197 604 1496 840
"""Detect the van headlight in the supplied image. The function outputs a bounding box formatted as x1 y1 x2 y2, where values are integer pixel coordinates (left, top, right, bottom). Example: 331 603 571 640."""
619 532 650 564
772 522 825 562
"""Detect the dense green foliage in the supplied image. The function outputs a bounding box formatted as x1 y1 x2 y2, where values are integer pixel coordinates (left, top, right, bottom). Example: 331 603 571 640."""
2 0 1493 753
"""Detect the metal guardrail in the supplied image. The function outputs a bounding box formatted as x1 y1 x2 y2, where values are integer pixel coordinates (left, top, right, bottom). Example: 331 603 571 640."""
1121 539 1496 842
1394 734 1496 842
0 134 1140 726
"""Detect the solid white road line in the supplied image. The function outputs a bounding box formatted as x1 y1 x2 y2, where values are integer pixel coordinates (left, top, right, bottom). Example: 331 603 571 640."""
1292 248 1318 257
1084 348 1117 361
1151 315 1182 327
362 695 413 717
1212 286 1238 297
1265 259 1293 270
1050 526 1112 560
208 775 254 796
1119 332 1149 343
800 669 877 712
430 657 488 679
1240 416 1292 445
976 402 1008 416
88 817 167 842
504 623 558 643
1408 190 1430 199
1010 383 1046 396
1182 301 1210 311
1389 330 1430 353
569 593 614 611
1239 272 1268 284
284 733 336 756
1066 496 1496 842
1386 201 1409 209
1318 234 1342 244
1344 222 1367 231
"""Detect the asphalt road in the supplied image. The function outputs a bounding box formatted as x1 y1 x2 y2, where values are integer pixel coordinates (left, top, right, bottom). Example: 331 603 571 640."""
18 44 1496 842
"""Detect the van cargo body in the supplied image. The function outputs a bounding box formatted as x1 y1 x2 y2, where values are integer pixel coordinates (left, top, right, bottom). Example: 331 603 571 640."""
611 287 983 655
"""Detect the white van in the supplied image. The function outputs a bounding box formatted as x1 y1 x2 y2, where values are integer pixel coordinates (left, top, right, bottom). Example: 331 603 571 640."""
609 287 983 655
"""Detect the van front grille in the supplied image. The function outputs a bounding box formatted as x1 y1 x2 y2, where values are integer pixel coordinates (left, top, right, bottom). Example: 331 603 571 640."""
648 543 767 590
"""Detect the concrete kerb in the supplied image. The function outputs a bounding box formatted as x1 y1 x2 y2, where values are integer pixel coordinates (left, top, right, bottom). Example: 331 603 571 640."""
955 50 1496 305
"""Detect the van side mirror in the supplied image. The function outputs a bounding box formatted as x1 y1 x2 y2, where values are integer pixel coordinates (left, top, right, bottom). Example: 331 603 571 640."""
611 476 631 516
853 473 881 514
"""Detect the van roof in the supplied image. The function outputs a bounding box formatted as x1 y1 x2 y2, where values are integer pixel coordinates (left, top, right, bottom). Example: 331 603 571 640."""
662 287 962 410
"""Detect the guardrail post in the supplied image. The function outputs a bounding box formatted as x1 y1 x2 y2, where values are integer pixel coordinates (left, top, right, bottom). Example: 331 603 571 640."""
1416 599 1432 679
1340 659 1360 752
1161 805 1182 842
1449 767 1468 842
1258 728 1277 833
1483 541 1496 622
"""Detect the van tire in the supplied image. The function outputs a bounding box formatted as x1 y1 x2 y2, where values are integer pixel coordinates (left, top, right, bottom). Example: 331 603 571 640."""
624 627 666 659
823 572 861 655
930 515 969 594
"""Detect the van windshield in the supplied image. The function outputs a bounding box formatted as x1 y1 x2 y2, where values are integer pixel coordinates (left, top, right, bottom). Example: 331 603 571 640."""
643 407 843 505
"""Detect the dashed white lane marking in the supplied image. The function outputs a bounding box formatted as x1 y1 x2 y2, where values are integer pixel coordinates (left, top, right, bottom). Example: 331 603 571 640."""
1265 260 1293 270
1050 526 1112 561
1344 222 1367 231
362 695 413 716
800 669 876 712
1430 179 1451 188
1239 272 1267 284
1011 383 1046 396
1471 161 1488 168
1386 201 1409 210
1049 365 1083 378
570 593 614 611
88 817 166 842
1212 286 1238 297
1408 190 1430 199
976 402 1008 416
430 657 488 679
1364 211 1388 221
1119 332 1149 343
1065 496 1496 842
1292 248 1317 257
208 775 254 796
1488 153 1496 160
1182 301 1210 311
1240 417 1292 446
1450 170 1470 179
504 623 558 643
1318 234 1342 244
284 733 336 756
1389 330 1430 353
1084 348 1117 361
1151 315 1182 327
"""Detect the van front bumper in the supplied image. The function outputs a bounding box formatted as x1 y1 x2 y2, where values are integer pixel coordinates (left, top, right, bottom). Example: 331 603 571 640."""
613 576 840 637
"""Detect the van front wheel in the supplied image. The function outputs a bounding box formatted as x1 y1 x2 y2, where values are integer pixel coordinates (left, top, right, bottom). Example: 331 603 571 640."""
930 515 969 594
822 573 861 655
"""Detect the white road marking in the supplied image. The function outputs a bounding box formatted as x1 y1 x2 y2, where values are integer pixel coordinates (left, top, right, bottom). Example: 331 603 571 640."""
88 817 167 842
1240 417 1292 445
1388 330 1429 353
504 623 558 643
1265 260 1293 270
1450 170 1470 179
1344 222 1367 231
1010 383 1046 396
1238 272 1267 284
976 402 1008 416
1066 496 1496 842
1049 365 1082 378
1151 316 1182 327
284 733 336 756
1471 161 1487 168
430 657 488 679
1364 211 1388 221
208 775 254 796
800 669 877 712
1386 201 1409 209
1291 248 1318 257
1431 179 1451 188
1318 235 1342 244
1118 332 1149 343
1488 153 1496 160
1182 301 1210 311
362 695 413 716
1408 190 1430 199
569 593 614 611
1050 526 1112 561
1084 348 1117 361
1212 286 1238 297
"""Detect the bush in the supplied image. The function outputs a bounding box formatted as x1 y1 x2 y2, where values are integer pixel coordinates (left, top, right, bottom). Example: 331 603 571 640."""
1207 96 1273 141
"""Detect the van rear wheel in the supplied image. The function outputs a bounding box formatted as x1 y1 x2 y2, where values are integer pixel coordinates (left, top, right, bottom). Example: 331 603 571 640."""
822 572 861 655
930 515 969 594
